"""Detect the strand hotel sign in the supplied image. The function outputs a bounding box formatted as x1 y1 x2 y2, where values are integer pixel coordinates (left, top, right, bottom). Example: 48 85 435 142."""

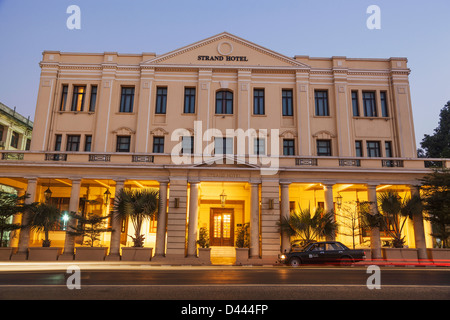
197 41 248 62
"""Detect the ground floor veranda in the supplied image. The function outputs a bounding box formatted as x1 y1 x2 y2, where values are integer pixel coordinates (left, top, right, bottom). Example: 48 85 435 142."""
0 163 439 264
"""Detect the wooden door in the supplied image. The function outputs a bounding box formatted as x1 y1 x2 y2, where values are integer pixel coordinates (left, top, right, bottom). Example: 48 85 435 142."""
210 209 234 246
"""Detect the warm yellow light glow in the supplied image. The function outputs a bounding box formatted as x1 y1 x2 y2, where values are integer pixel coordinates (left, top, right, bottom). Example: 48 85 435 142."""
376 185 392 191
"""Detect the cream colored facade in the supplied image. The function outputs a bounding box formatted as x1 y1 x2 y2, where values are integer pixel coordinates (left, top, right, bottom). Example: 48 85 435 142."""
1 33 447 263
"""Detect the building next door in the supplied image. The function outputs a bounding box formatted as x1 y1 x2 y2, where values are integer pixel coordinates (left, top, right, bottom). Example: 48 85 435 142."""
210 208 234 246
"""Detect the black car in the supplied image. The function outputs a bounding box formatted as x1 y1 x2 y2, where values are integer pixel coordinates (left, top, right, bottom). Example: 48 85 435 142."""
278 241 366 266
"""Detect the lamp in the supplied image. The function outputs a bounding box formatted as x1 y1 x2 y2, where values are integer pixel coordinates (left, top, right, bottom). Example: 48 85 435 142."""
220 190 227 207
103 188 111 205
44 187 52 203
335 193 343 209
44 179 52 203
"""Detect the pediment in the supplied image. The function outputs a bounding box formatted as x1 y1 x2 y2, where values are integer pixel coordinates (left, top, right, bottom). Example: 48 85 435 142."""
142 32 310 69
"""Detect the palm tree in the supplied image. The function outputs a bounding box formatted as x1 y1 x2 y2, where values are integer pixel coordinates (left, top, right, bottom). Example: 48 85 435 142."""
377 191 422 248
114 188 159 247
0 191 29 247
279 206 338 246
27 203 62 247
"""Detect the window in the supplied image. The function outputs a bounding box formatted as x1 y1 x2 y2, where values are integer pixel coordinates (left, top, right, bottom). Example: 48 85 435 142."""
54 134 62 151
181 136 194 154
253 89 265 115
363 91 377 117
367 141 381 157
25 139 31 151
10 132 19 149
355 140 363 157
71 86 86 112
215 90 233 114
66 135 81 151
116 136 131 152
380 91 389 117
317 139 331 156
315 90 329 116
351 91 360 116
153 136 165 153
283 139 295 156
84 135 92 152
155 87 167 114
214 137 233 155
184 87 196 114
89 85 97 112
119 87 135 113
385 141 393 158
60 85 68 111
254 138 266 155
282 89 293 116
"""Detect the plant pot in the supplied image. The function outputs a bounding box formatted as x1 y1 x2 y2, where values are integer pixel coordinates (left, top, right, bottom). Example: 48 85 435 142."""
235 248 249 265
381 248 418 263
198 248 211 264
0 247 13 261
75 247 108 261
427 248 450 264
121 247 153 261
28 247 63 261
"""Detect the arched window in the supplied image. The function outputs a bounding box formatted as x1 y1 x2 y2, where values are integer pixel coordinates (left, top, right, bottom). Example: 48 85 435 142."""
215 90 233 114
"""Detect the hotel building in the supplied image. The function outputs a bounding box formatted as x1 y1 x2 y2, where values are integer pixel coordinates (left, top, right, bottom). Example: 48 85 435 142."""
1 32 446 263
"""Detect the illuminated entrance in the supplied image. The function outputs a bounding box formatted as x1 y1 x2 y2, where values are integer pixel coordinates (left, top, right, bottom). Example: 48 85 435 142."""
210 209 234 246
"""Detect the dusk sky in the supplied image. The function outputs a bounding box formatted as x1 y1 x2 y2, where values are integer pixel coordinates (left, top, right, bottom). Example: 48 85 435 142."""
0 0 449 149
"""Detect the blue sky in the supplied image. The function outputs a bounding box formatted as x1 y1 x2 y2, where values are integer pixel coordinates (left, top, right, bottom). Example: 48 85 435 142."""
0 0 449 148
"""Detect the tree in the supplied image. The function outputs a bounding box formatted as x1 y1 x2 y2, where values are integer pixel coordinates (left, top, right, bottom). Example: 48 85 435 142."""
114 188 159 247
420 169 450 248
336 201 365 249
27 203 62 247
279 206 338 245
0 191 29 247
66 212 113 247
419 101 450 158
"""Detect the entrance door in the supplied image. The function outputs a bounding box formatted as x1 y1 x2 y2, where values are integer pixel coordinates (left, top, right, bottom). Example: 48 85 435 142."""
210 209 234 246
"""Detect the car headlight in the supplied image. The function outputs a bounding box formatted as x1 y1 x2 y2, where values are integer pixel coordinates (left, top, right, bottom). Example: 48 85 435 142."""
279 254 286 260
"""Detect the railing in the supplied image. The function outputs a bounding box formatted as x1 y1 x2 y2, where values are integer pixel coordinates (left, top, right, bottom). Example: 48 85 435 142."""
0 151 449 171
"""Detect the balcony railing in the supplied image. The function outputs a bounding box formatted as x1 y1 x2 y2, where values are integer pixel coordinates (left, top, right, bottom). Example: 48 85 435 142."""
0 151 449 171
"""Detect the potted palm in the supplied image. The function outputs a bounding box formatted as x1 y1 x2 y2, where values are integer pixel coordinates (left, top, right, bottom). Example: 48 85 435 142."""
0 191 28 260
66 212 113 261
235 223 250 265
114 188 159 261
27 203 63 261
279 206 338 247
196 227 211 264
377 191 422 262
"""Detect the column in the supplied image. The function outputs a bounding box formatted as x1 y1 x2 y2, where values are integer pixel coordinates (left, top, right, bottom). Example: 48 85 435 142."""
154 181 169 257
165 177 188 258
280 183 291 253
59 179 81 260
187 181 200 257
323 183 335 240
12 178 37 260
106 179 125 260
367 184 382 260
250 183 260 258
410 185 428 261
9 188 25 248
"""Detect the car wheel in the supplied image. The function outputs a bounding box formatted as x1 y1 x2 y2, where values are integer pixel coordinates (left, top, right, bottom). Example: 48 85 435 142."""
339 256 354 266
289 257 302 267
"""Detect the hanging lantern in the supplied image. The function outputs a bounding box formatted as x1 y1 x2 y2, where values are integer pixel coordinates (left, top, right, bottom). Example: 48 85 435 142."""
44 187 52 203
335 193 343 209
104 188 111 205
220 189 227 207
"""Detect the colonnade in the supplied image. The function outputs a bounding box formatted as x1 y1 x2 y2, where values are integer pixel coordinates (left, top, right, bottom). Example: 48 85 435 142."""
9 177 429 261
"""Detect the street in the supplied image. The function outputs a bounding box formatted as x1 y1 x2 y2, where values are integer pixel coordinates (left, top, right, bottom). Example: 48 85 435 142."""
0 264 449 301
